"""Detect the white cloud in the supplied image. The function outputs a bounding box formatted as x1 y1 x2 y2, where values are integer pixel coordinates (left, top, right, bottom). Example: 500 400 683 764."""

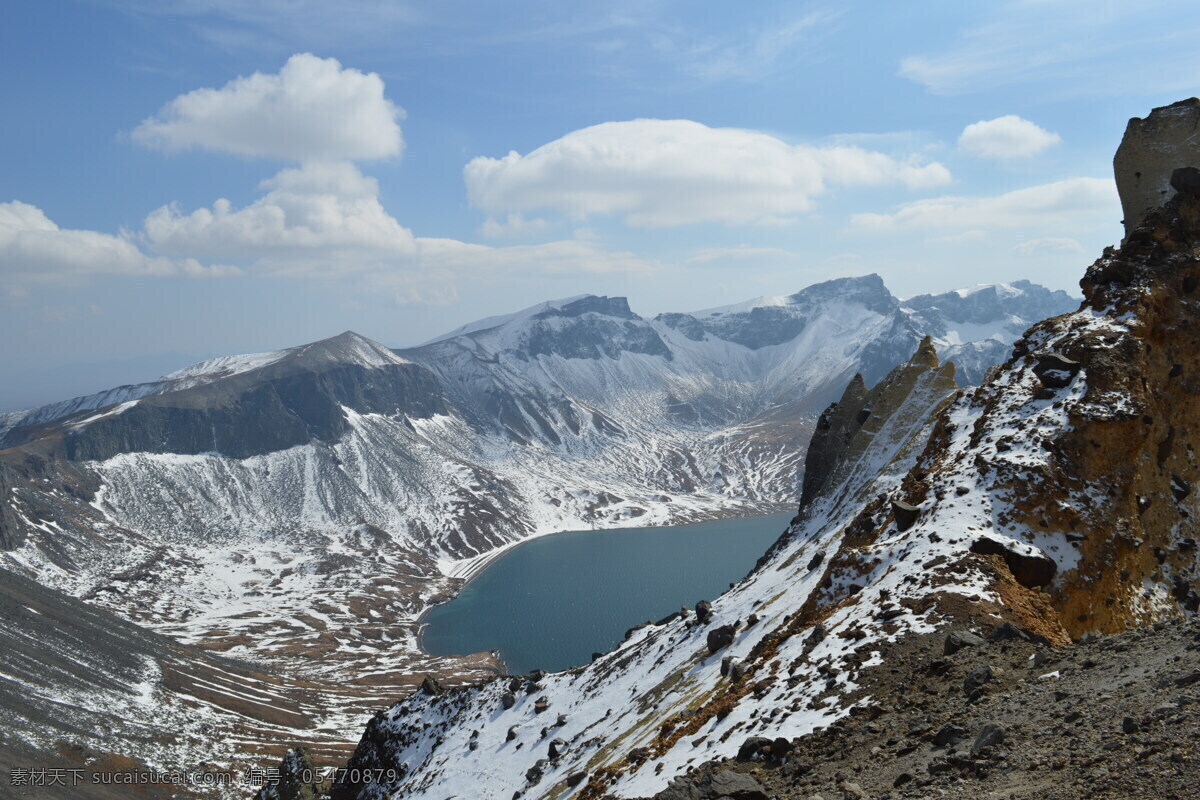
850 177 1118 232
464 119 951 228
1012 236 1085 256
141 161 654 290
958 115 1060 158
143 162 418 274
132 53 404 162
0 200 234 289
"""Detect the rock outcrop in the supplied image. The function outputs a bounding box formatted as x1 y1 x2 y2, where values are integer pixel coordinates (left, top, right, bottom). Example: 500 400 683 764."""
1114 97 1200 237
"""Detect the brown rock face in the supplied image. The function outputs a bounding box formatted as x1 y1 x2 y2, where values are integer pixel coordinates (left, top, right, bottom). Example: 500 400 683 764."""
1113 97 1200 238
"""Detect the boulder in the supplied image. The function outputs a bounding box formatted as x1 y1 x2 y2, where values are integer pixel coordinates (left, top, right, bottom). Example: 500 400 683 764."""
695 600 713 624
566 771 587 788
943 630 985 656
420 675 444 696
548 738 567 759
534 697 550 714
891 499 921 531
987 621 1046 644
501 691 516 710
933 723 968 746
707 624 736 654
964 665 995 697
525 759 549 785
971 723 1006 755
1032 352 1082 389
970 537 1057 588
737 736 772 761
770 737 794 759
709 771 769 800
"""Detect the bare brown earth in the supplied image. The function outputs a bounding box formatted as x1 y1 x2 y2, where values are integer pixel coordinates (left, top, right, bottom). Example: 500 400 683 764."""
647 617 1200 800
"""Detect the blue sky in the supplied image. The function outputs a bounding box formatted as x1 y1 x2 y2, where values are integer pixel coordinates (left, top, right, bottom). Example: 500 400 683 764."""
2 0 1197 408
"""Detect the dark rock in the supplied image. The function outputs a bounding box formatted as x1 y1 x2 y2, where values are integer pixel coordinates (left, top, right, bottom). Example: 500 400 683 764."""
807 552 825 571
964 665 995 696
1172 475 1191 502
737 736 772 761
530 669 547 682
720 655 737 677
971 723 1006 755
1171 166 1200 197
501 692 516 709
507 725 519 742
1175 670 1200 687
944 630 985 656
987 621 1045 644
1032 352 1082 389
891 499 921 531
566 771 587 788
534 697 550 714
695 600 713 624
770 737 794 759
970 537 1057 588
707 624 736 654
525 759 549 785
420 675 444 696
1122 716 1139 734
803 624 827 653
252 747 322 800
548 738 567 759
747 613 759 626
933 723 968 746
710 770 769 800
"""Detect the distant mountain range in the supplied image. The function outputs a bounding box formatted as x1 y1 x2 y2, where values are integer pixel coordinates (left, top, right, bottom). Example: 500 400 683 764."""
0 272 1075 777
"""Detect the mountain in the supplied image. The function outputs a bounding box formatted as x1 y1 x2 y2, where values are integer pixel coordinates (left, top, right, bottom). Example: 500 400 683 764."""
324 101 1200 800
0 274 1071 780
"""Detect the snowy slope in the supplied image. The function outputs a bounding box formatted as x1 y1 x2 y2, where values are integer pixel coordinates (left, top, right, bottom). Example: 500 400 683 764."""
0 275 1074 743
331 339 964 800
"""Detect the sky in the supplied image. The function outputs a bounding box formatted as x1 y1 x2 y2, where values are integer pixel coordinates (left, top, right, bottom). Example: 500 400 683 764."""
2 0 1198 409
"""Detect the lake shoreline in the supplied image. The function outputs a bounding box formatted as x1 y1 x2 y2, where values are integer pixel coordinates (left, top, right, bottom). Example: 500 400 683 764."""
416 505 795 676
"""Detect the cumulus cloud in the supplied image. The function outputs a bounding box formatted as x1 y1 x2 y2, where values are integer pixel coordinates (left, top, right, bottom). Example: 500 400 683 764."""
850 178 1117 232
132 53 403 162
958 115 1060 158
464 119 951 228
0 200 234 289
143 161 418 274
141 161 653 287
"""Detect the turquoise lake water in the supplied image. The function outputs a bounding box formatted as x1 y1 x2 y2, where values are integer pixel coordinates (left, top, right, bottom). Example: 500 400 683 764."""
420 512 792 674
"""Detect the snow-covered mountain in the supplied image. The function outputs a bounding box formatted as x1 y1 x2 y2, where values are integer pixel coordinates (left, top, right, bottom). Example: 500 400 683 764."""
326 107 1200 800
0 273 1072 778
